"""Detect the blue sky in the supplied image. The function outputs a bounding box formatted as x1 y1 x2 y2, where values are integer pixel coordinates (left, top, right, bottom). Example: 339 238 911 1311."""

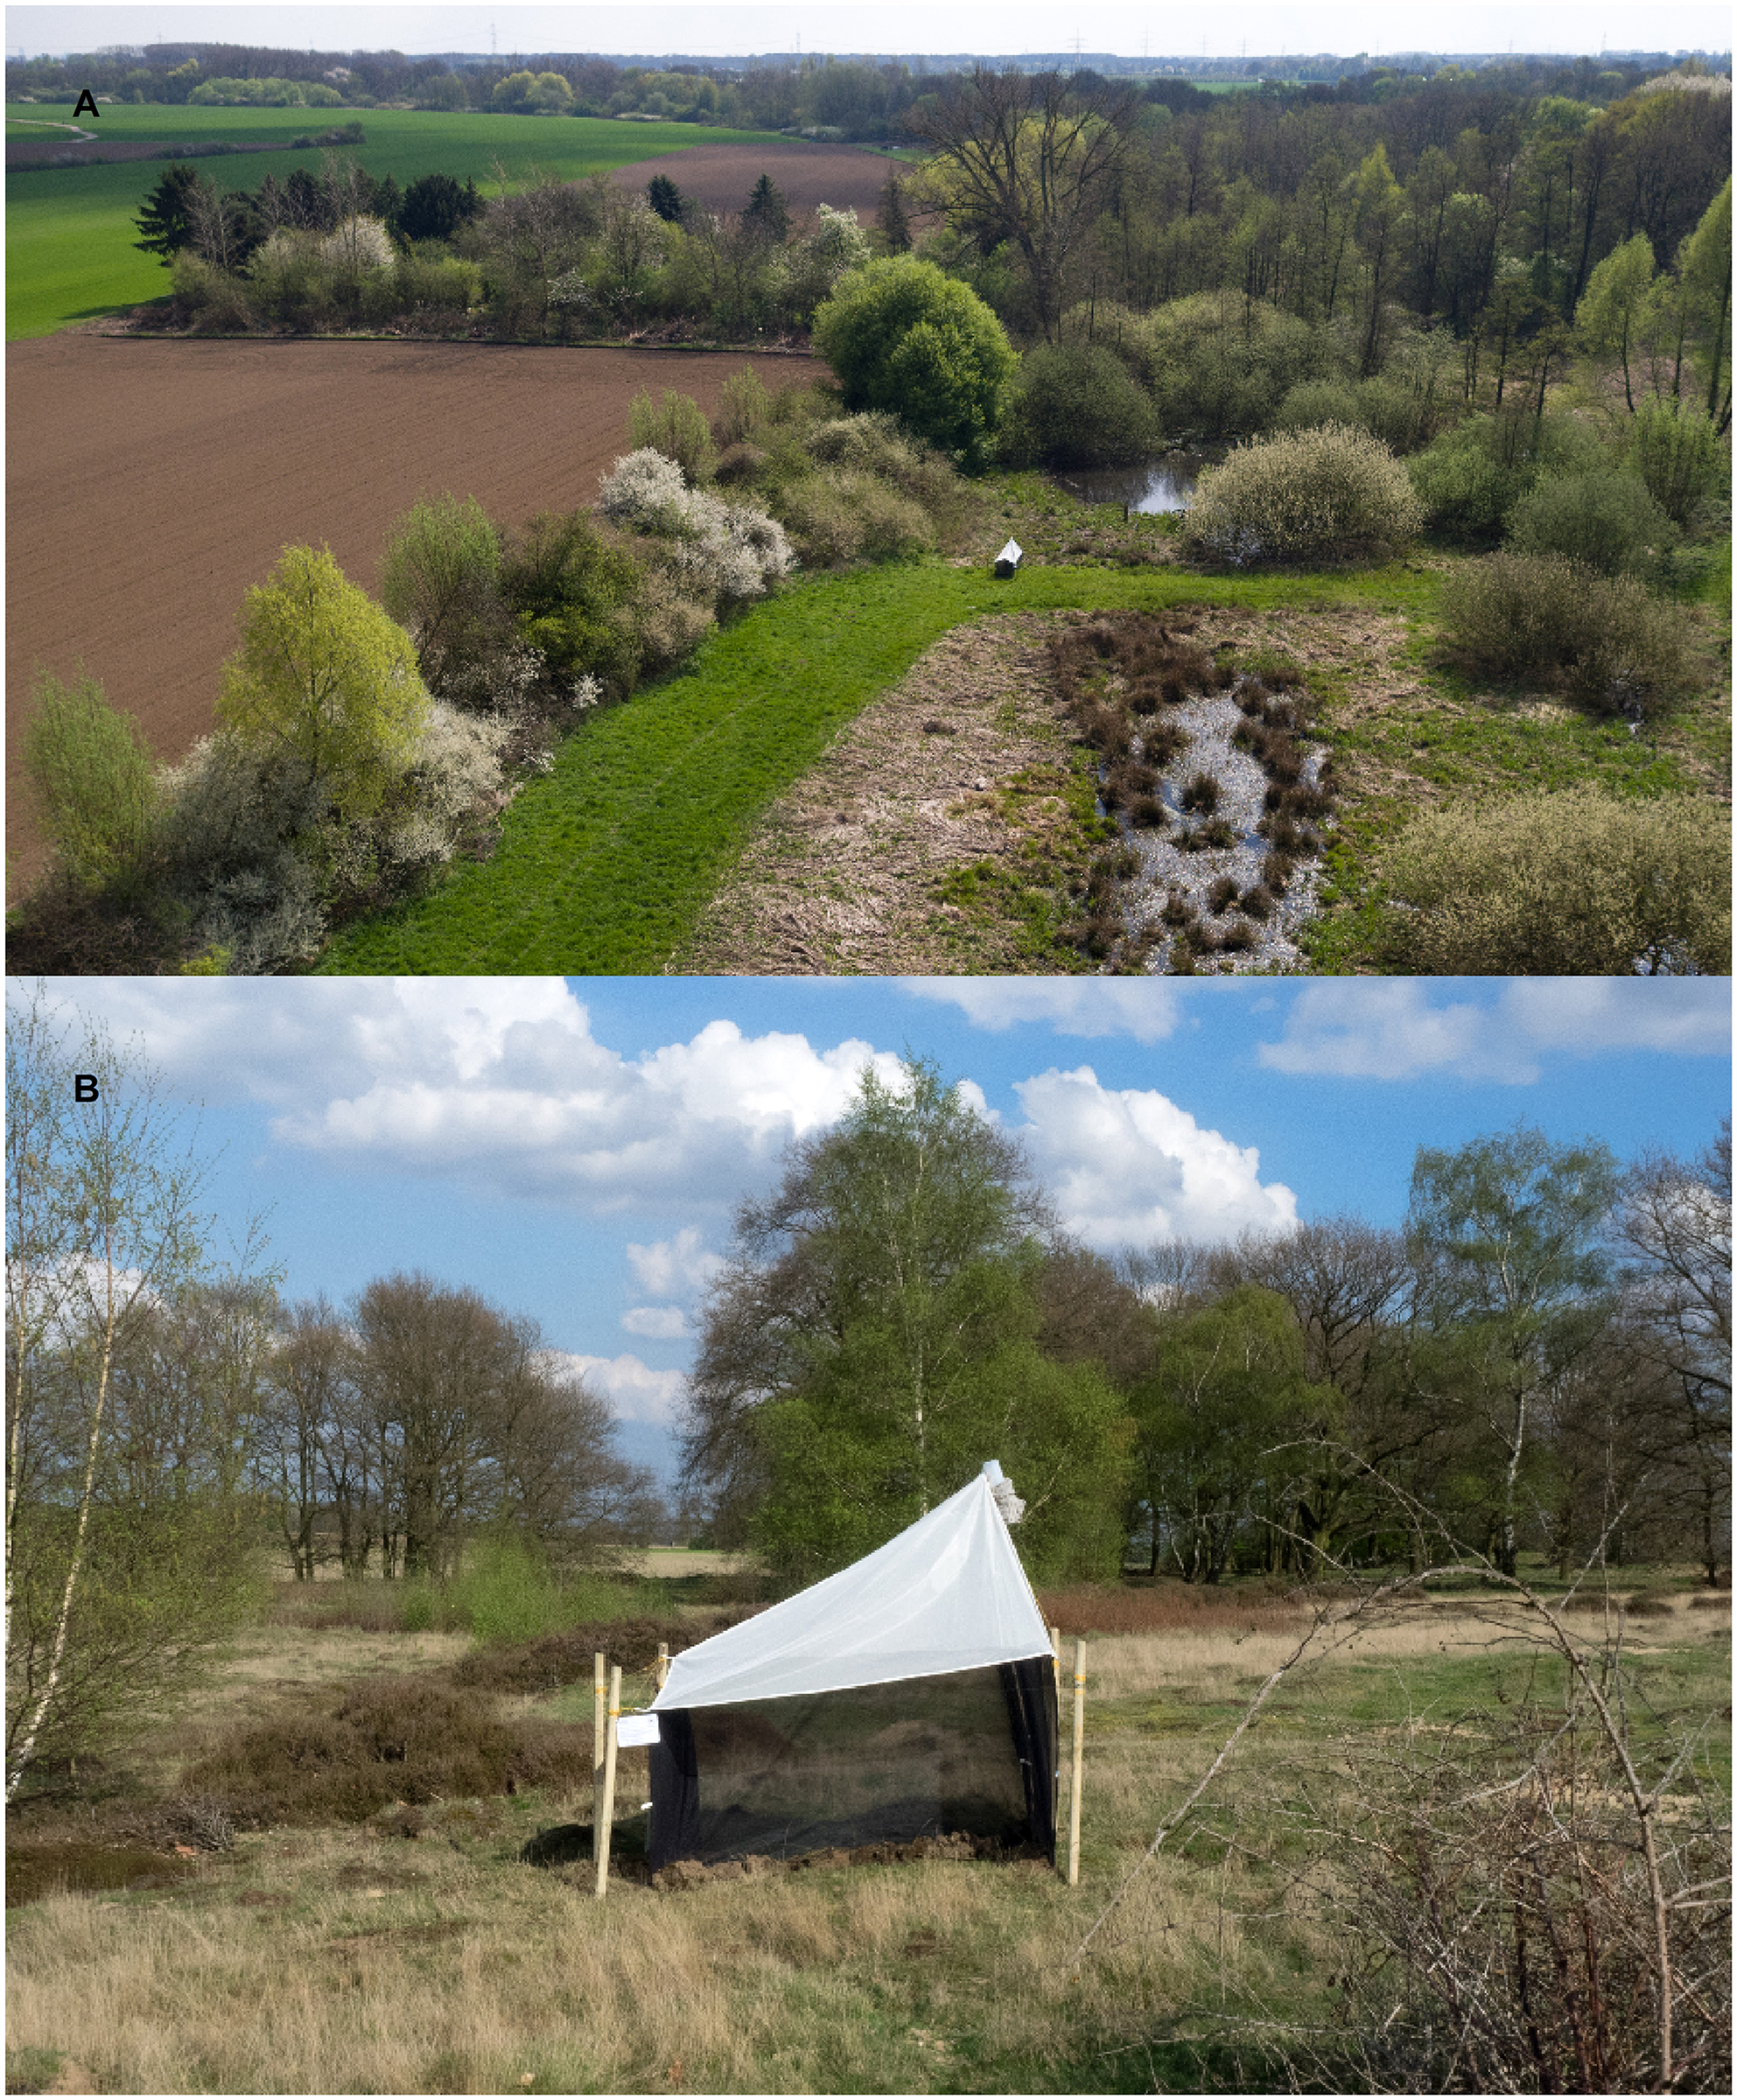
14 976 1730 1488
11 4 1728 60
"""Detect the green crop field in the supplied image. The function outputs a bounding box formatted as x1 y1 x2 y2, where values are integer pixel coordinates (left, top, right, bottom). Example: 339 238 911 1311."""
4 104 787 339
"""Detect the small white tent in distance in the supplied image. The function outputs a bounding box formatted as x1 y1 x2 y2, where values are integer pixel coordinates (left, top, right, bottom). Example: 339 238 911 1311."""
633 1464 1060 1870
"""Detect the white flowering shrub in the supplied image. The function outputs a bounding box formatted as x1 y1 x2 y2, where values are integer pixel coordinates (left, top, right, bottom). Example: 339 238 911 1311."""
599 449 791 602
548 268 596 312
403 699 508 828
156 733 333 973
155 696 508 973
1179 423 1424 567
320 214 396 271
598 447 690 531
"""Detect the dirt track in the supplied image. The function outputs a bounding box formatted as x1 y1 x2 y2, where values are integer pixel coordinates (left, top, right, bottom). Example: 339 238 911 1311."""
606 139 907 220
5 335 812 888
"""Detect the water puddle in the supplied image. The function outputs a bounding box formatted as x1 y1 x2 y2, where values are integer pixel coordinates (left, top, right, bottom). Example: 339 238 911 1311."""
1048 452 1211 514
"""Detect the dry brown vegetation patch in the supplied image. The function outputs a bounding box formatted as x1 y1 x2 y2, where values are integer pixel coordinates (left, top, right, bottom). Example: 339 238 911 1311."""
676 612 1093 973
183 1673 592 1827
1039 1584 1314 1639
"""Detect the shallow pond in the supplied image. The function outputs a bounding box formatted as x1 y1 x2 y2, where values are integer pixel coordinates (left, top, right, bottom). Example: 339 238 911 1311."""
1048 452 1210 513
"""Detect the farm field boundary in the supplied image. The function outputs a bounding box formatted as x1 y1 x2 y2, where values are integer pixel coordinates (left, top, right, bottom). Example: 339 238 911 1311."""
317 562 1435 976
4 104 792 339
4 334 816 888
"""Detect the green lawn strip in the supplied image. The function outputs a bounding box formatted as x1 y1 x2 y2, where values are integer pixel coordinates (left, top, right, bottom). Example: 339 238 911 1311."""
5 106 788 339
317 560 1422 976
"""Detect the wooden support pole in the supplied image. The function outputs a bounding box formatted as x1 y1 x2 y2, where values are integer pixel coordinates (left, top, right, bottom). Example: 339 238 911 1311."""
655 1642 669 1690
1067 1638 1086 1887
594 1663 622 1900
592 1651 606 1861
1050 1623 1061 1685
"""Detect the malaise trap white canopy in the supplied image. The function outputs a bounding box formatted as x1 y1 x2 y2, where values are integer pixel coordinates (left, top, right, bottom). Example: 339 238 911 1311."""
628 1467 1061 1870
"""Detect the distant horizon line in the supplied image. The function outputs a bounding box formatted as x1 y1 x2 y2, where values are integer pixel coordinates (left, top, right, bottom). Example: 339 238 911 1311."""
8 44 1733 66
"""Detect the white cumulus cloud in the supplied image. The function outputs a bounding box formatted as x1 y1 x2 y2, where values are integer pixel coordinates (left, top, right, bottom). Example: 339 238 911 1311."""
1258 980 1730 1084
901 978 1187 1044
1259 983 1539 1082
627 1228 724 1298
621 1306 687 1340
1012 1066 1297 1247
550 1351 687 1426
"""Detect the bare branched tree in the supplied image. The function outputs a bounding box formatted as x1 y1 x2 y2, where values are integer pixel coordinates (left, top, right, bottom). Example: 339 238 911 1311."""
903 66 1139 340
5 984 275 1800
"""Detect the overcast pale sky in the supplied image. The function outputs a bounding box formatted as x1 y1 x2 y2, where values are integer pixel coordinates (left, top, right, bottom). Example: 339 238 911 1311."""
8 2 1729 59
14 976 1729 1489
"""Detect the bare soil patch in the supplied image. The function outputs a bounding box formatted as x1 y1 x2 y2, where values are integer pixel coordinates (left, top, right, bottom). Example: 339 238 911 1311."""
673 612 1099 973
606 139 907 219
4 335 813 889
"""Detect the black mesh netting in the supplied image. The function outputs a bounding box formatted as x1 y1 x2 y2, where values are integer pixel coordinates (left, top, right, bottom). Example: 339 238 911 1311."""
648 1658 1057 1870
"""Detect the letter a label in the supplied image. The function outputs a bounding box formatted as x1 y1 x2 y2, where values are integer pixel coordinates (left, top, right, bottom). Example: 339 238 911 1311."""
73 89 100 119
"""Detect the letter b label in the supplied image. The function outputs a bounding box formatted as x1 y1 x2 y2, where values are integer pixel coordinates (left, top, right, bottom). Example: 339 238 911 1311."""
74 1074 99 1102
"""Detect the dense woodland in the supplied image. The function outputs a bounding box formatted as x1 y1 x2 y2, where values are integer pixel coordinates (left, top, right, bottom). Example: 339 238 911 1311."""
117 52 1733 412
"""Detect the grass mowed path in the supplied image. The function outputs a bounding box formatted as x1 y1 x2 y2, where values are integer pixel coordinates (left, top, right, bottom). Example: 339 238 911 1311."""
318 562 1432 976
4 105 787 338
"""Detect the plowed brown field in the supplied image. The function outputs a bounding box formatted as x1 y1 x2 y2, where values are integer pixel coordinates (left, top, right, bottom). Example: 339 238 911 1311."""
5 335 812 888
605 139 908 219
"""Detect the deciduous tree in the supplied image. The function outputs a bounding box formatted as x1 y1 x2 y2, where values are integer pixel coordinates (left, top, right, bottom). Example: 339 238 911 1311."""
217 544 428 822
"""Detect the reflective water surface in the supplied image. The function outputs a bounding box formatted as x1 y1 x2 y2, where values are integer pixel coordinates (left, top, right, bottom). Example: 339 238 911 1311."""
1048 452 1210 512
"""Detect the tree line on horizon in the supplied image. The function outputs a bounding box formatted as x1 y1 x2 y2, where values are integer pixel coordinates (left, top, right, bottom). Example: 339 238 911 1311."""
5 996 1730 1801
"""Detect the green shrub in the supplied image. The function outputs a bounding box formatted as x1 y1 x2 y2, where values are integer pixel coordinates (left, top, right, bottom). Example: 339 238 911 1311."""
712 363 776 447
1178 423 1423 567
1003 342 1161 467
776 471 864 566
812 257 1016 466
1274 380 1364 433
1506 468 1679 579
1410 411 1605 543
612 569 715 676
393 249 480 317
380 494 514 707
19 670 159 893
1124 294 1332 438
628 387 718 480
1381 785 1730 975
1627 398 1727 530
498 508 646 693
1436 551 1694 706
218 546 428 823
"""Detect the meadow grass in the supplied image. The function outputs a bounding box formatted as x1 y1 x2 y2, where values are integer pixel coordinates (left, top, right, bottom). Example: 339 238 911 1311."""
5 1578 1724 2094
315 558 1431 976
4 105 788 339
